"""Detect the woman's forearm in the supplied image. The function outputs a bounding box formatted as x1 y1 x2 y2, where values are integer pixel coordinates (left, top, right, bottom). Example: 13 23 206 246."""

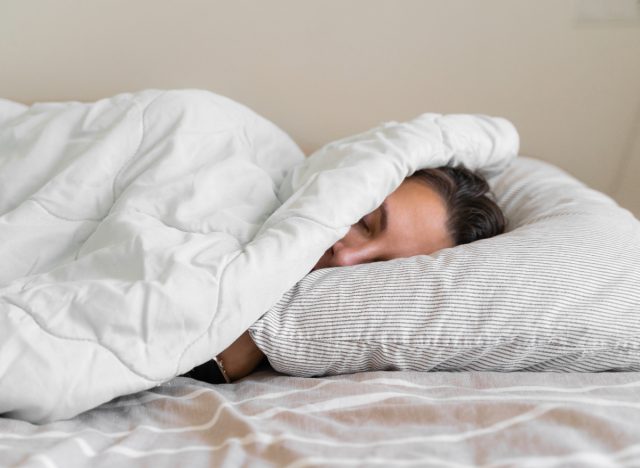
216 331 265 381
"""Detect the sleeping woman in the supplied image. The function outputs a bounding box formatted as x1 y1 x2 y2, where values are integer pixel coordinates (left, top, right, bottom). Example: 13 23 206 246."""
182 164 507 383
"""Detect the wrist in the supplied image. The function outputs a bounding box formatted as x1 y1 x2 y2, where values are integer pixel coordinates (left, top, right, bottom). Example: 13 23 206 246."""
216 331 265 381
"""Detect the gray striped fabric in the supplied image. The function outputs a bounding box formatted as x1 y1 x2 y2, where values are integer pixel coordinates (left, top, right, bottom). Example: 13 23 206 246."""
249 156 640 376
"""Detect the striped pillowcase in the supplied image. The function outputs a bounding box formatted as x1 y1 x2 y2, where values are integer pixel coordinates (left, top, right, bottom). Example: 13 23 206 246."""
249 156 640 376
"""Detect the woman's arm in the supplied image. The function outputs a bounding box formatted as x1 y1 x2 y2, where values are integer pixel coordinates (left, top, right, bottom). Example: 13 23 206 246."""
216 331 266 381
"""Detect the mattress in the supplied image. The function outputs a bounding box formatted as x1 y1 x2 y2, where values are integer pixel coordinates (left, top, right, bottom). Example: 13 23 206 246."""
2 366 639 467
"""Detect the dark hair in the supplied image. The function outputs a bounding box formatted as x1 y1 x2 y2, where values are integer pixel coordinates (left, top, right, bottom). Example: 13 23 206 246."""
409 165 506 246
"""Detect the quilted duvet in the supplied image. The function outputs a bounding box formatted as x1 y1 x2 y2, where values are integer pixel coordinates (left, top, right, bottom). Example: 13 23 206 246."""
0 89 518 423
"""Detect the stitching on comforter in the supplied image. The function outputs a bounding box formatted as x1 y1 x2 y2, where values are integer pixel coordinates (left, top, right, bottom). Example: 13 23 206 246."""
28 198 102 223
110 90 167 206
1 296 162 383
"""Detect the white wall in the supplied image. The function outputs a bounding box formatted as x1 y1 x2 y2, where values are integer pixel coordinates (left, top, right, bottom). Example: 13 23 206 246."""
614 110 640 216
1 0 639 217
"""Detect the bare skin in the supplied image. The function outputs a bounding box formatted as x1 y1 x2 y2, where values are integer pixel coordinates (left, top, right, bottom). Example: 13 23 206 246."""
216 330 266 381
217 178 454 381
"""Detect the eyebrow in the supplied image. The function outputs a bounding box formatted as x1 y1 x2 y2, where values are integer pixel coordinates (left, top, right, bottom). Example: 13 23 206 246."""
379 201 388 232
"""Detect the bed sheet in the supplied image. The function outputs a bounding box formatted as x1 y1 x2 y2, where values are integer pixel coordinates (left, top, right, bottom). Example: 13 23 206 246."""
1 367 639 467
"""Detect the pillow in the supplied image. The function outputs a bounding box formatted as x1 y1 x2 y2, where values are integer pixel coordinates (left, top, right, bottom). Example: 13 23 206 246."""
248 156 640 376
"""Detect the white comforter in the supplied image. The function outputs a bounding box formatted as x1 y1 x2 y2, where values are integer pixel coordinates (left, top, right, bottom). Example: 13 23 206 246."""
0 89 519 423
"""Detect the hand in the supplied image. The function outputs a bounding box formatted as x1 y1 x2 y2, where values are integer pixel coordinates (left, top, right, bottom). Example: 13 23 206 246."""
216 331 265 381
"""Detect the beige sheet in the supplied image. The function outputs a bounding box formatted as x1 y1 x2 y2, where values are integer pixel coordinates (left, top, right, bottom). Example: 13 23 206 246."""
2 367 639 467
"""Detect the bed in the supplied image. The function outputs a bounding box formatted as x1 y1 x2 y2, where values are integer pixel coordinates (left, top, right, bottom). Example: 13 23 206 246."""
3 366 640 467
1 89 639 468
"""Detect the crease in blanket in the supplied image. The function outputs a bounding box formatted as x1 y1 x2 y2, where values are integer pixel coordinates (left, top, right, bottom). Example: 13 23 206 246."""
0 89 519 423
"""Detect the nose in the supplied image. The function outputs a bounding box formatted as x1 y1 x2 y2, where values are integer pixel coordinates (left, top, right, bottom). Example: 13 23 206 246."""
331 226 374 267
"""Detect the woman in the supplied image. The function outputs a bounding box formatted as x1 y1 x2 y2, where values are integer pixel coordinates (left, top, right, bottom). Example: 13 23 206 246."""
183 164 506 383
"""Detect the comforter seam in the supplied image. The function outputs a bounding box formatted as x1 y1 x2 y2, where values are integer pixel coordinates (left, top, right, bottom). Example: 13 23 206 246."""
110 90 167 205
1 296 162 383
27 198 102 223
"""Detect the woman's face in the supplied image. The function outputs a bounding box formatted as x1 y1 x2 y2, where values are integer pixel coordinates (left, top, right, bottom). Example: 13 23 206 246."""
312 178 454 271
